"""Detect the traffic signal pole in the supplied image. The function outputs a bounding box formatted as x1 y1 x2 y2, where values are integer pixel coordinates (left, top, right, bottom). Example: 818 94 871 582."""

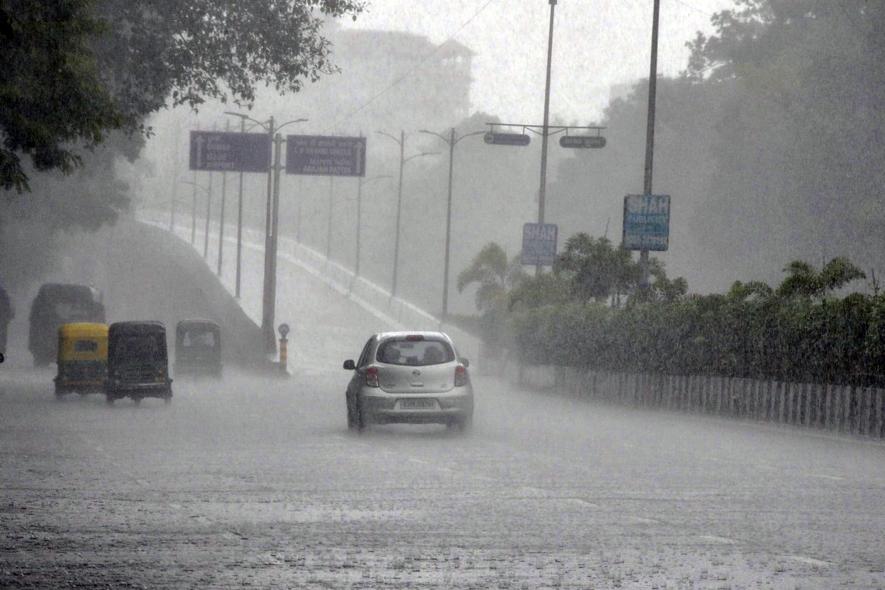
261 117 276 353
640 0 661 289
537 0 557 275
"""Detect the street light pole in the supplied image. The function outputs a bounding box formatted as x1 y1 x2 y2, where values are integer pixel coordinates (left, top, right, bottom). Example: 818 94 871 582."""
235 118 245 298
392 131 405 298
170 128 179 233
190 173 198 245
261 116 276 351
538 0 557 230
354 174 392 279
203 167 213 259
217 120 229 277
640 0 661 289
420 128 485 320
326 177 334 261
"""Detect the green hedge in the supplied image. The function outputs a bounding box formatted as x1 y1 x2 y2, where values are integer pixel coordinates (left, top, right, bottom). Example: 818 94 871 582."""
506 293 885 387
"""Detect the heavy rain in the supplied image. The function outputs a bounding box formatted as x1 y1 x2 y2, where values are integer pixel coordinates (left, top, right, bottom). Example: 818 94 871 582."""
1 1 885 588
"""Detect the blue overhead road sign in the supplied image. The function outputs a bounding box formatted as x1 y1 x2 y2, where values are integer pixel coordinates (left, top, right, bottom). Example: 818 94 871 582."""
521 222 558 266
189 131 271 172
622 194 671 251
285 135 366 177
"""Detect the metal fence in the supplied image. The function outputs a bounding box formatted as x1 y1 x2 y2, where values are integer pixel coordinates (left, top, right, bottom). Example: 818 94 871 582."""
515 364 885 438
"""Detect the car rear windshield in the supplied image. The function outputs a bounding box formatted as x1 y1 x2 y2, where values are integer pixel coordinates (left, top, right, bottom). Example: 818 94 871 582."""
376 338 455 366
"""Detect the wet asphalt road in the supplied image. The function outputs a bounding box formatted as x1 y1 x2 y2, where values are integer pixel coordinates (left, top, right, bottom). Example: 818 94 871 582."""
3 220 885 588
2 362 885 588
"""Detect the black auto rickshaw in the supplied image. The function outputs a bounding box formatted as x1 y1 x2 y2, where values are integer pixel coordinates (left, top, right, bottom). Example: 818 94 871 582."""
174 319 222 378
106 321 172 405
29 283 105 366
54 323 108 398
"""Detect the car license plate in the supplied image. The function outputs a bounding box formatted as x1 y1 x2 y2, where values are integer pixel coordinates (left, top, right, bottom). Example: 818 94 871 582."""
399 398 436 410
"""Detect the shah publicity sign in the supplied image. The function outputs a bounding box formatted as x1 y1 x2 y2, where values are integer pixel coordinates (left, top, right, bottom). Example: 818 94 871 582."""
622 194 671 251
521 223 558 266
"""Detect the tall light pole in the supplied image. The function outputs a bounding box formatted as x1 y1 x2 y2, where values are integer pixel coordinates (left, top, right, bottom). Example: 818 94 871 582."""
170 128 180 233
223 113 264 299
203 166 213 259
181 181 211 249
354 174 392 279
216 120 230 277
377 130 438 298
419 128 485 320
326 177 334 261
640 0 661 290
225 111 307 351
538 0 558 232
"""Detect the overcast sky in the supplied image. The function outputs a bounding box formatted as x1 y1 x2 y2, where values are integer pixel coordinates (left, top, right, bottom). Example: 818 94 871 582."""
341 0 734 123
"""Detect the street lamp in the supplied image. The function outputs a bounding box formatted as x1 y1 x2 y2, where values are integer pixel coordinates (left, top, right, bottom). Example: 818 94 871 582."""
419 128 485 320
376 130 439 299
180 180 211 251
224 111 307 352
353 174 392 279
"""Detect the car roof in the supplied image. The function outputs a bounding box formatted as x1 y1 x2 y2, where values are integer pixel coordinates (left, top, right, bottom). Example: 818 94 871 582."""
375 331 453 343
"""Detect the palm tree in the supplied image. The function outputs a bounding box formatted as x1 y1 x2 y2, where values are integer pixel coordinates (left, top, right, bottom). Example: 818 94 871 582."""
776 257 865 299
457 242 524 312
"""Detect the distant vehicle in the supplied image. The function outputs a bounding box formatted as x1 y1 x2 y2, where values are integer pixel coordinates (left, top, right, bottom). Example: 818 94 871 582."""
174 319 222 378
29 283 105 366
343 331 474 432
106 321 172 405
54 323 108 398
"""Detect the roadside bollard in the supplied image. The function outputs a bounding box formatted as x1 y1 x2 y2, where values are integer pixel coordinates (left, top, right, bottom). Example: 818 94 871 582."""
278 323 290 375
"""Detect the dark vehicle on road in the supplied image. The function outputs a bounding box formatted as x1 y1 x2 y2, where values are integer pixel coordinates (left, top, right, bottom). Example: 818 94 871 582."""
54 323 108 398
344 331 474 432
106 321 172 405
29 283 105 366
174 319 222 378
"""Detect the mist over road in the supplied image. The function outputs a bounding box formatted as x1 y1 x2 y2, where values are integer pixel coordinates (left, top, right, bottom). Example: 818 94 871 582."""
3 250 885 588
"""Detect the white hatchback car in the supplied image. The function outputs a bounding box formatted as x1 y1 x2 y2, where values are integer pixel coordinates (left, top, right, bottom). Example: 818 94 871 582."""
343 331 474 432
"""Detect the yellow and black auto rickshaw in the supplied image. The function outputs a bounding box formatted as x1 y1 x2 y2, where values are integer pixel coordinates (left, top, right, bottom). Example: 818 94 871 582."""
54 322 108 398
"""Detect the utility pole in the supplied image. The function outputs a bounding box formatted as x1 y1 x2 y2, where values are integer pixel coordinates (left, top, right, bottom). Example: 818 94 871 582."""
640 0 661 289
354 174 392 279
420 128 485 319
217 120 229 277
170 128 179 233
538 0 557 228
392 131 405 298
326 177 334 261
261 116 276 352
537 0 558 275
203 167 213 259
267 132 284 352
225 111 305 351
377 130 438 299
190 122 199 245
235 118 245 298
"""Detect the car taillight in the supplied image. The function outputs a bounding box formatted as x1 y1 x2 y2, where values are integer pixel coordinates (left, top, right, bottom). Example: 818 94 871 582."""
454 365 468 387
365 367 380 388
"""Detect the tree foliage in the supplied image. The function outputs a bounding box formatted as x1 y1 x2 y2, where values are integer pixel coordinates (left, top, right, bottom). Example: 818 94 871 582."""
0 0 365 192
504 255 880 386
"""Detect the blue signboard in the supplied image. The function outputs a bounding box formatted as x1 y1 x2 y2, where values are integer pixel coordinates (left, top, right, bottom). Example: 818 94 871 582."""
285 135 366 177
189 131 271 173
521 222 558 266
622 194 671 251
